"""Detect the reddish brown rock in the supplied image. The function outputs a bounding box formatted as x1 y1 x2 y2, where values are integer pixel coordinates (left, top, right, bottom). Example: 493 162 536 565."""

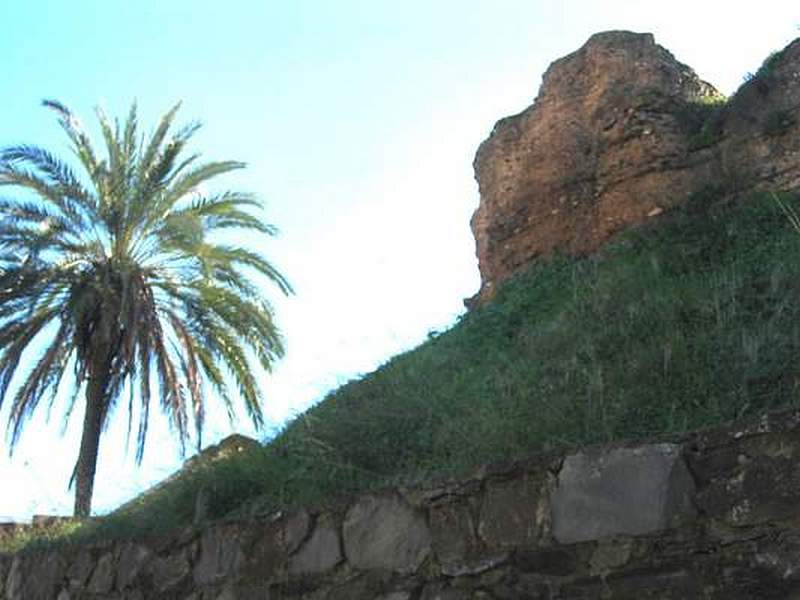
719 39 800 193
471 31 800 303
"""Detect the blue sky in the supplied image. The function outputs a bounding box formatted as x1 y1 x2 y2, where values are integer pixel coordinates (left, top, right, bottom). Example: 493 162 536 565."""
0 1 798 519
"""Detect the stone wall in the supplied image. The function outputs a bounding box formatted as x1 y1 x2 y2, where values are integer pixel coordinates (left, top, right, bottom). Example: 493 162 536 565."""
3 408 800 599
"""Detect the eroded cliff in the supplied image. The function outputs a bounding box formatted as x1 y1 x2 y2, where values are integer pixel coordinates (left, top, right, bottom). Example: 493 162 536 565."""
472 31 800 302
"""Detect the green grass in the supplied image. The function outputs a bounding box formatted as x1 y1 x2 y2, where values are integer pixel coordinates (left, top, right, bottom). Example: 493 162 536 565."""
684 97 727 151
7 189 800 552
746 49 788 89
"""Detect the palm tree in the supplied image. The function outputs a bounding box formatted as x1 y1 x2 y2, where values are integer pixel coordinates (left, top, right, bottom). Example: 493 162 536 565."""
0 101 291 517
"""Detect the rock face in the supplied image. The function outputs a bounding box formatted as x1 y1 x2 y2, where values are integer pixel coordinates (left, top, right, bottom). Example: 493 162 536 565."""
343 493 431 573
472 31 800 302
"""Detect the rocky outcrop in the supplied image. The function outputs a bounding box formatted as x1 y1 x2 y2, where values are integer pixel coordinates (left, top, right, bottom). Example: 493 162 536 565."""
471 31 800 302
5 408 800 598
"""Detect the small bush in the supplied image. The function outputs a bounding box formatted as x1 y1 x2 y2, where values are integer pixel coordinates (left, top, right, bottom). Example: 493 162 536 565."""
687 104 726 150
735 49 787 99
755 50 787 82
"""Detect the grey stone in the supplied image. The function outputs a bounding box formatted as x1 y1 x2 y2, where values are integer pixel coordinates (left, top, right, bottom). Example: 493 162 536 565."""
0 555 8 593
419 582 471 599
5 556 21 600
214 582 273 599
552 443 696 543
478 475 547 548
88 552 115 594
194 525 245 586
148 550 191 591
514 547 578 576
376 593 412 600
694 436 800 526
284 508 311 554
56 590 71 600
441 553 507 577
429 498 507 576
323 573 394 600
66 549 95 587
5 552 65 600
343 494 431 573
430 500 478 570
288 517 342 575
248 519 287 580
590 538 634 574
33 553 67 599
116 543 152 589
215 584 237 600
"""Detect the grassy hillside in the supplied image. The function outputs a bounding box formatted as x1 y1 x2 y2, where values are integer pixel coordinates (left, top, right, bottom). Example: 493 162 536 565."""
7 187 800 551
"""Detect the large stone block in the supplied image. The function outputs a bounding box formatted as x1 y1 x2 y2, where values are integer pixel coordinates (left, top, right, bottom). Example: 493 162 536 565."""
419 581 474 600
694 433 800 526
4 555 21 600
116 543 152 590
343 493 431 573
194 525 245 586
88 552 115 594
288 515 342 575
430 497 506 576
430 500 478 569
148 548 192 592
5 551 65 600
66 549 95 588
243 523 284 582
551 443 695 543
478 474 548 548
284 508 311 555
0 555 8 595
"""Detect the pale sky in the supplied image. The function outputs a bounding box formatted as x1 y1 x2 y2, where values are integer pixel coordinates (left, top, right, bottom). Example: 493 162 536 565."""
0 1 797 520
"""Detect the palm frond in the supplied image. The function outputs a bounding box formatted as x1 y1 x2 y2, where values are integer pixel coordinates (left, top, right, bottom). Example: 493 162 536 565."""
1 101 291 511
7 320 73 447
42 99 102 182
0 161 97 229
0 308 60 412
139 102 181 178
160 160 245 210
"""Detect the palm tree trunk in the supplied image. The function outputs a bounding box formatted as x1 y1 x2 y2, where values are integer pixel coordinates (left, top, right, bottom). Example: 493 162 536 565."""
73 370 107 518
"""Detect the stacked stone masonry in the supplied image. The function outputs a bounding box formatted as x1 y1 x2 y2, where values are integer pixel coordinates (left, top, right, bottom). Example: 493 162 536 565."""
4 408 800 599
